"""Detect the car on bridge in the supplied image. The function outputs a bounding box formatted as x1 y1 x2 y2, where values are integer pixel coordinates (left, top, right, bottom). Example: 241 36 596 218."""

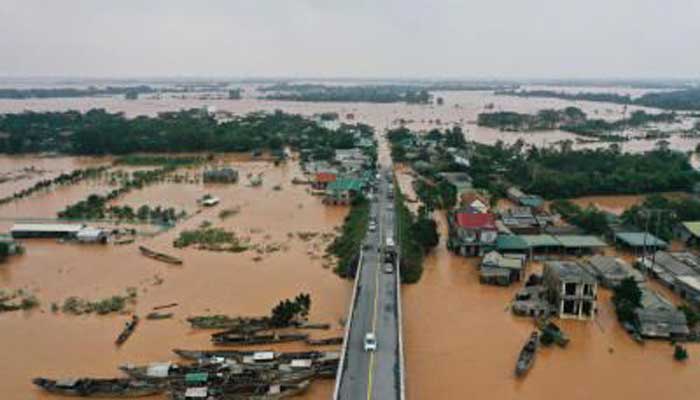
383 262 394 274
364 332 377 352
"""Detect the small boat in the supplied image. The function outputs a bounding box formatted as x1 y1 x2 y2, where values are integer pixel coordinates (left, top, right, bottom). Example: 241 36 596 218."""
32 377 164 397
146 312 173 320
211 332 308 346
116 315 140 346
173 349 338 362
138 246 182 265
305 337 343 346
170 380 310 400
153 303 178 311
515 331 539 377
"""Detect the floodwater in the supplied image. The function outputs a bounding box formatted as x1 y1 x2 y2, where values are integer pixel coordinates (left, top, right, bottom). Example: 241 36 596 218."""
0 156 351 400
402 213 700 400
1 85 699 154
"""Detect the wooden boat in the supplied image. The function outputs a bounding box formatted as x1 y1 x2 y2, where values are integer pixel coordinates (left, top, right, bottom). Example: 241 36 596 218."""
172 349 339 363
32 377 164 397
153 303 178 311
515 331 539 377
146 312 173 320
188 315 271 330
212 332 309 346
116 315 140 346
138 246 182 265
170 380 310 400
119 362 257 383
305 337 343 346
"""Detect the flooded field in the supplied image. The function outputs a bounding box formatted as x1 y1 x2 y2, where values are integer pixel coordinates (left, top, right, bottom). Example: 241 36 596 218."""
0 156 350 400
1 85 699 154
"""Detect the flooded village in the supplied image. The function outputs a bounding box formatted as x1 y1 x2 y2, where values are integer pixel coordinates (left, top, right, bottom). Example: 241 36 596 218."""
1 80 700 400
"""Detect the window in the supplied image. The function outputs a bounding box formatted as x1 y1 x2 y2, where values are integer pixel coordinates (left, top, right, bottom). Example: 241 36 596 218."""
564 282 577 295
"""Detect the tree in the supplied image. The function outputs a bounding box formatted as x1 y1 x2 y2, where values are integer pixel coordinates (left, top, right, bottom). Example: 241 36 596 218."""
612 277 642 323
410 217 439 251
674 345 689 361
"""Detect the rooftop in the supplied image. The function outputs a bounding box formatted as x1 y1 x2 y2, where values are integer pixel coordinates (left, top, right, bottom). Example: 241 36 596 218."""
454 212 496 230
615 232 667 248
11 223 84 233
327 178 363 192
682 221 700 237
555 235 607 248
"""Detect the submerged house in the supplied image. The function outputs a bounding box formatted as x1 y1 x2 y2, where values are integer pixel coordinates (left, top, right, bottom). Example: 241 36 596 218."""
10 223 84 239
506 187 544 210
543 261 598 320
635 288 689 340
324 179 363 206
582 255 645 288
202 167 239 183
479 251 525 286
447 211 498 256
312 172 337 190
640 251 700 306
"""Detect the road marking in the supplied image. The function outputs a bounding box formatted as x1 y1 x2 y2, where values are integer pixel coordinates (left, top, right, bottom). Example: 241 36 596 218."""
367 180 384 400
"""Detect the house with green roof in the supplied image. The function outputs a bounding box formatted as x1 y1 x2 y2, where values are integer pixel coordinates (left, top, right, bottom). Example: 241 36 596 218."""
324 178 364 205
679 221 700 246
614 232 667 255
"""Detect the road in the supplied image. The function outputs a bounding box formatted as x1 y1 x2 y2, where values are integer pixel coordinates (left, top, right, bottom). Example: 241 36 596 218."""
336 164 401 400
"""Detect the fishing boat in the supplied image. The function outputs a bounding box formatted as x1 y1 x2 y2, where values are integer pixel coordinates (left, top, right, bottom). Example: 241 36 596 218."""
146 312 173 320
305 336 343 346
116 315 140 346
212 332 308 346
138 246 182 265
170 380 310 400
172 349 339 363
32 377 164 397
515 331 539 377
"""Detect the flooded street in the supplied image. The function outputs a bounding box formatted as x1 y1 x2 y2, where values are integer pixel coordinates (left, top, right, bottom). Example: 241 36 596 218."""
0 157 350 399
403 214 700 400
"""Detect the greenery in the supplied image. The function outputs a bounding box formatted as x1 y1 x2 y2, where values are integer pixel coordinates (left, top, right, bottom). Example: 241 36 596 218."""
0 166 108 206
477 107 676 139
60 288 137 315
327 197 370 278
0 85 159 99
674 345 689 361
497 88 700 111
679 305 700 328
173 225 249 252
395 187 427 283
0 109 369 157
550 200 610 235
469 141 698 199
621 194 700 241
414 179 457 211
270 293 311 327
0 289 39 312
411 208 440 251
612 277 643 324
263 83 432 104
115 155 208 166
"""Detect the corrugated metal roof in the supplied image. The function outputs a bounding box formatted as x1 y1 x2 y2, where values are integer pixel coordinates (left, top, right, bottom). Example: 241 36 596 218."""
615 232 667 248
11 223 84 233
555 235 607 248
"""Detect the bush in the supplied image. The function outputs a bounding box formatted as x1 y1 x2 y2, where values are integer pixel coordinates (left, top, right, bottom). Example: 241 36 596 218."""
674 345 689 361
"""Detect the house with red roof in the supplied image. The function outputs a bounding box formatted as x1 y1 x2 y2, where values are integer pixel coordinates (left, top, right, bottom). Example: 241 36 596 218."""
447 210 498 256
312 172 337 190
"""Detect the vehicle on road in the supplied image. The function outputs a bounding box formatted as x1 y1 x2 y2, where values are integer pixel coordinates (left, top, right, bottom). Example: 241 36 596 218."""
364 333 377 352
385 237 395 251
383 263 394 274
368 222 377 232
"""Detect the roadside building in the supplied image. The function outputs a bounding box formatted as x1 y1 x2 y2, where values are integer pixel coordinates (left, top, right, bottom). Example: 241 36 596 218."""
495 235 529 255
678 221 700 246
582 255 644 288
543 261 598 320
635 287 689 340
312 172 337 190
76 227 108 244
202 167 239 183
614 232 667 255
447 211 498 256
555 235 607 256
10 223 84 239
479 251 525 286
324 179 364 206
506 187 544 210
500 207 541 234
640 251 700 306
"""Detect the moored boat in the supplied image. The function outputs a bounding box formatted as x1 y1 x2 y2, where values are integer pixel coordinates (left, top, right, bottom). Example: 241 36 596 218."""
32 377 164 398
139 246 182 265
211 332 308 346
515 331 539 377
170 380 310 400
116 315 140 346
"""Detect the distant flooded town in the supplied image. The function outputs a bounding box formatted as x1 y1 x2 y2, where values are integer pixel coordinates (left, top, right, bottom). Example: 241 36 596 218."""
2 78 700 400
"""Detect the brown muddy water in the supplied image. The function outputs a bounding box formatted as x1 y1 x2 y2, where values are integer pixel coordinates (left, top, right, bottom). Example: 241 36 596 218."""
0 157 350 399
403 213 700 400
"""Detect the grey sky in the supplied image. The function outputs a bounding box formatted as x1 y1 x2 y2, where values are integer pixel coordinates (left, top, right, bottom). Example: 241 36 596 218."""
1 0 699 79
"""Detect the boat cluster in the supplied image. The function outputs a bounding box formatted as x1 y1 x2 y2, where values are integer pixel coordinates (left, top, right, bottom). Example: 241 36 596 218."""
33 348 340 399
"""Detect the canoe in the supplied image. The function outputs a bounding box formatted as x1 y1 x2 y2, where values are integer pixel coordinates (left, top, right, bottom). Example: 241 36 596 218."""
32 377 164 398
211 332 308 346
170 380 310 400
146 312 173 320
515 331 539 377
305 337 343 346
138 246 182 265
116 315 140 346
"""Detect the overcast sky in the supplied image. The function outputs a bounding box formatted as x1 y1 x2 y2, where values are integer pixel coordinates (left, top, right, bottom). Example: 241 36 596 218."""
1 0 699 79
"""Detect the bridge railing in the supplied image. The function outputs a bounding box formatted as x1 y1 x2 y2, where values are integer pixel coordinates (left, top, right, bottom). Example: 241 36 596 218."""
332 249 364 400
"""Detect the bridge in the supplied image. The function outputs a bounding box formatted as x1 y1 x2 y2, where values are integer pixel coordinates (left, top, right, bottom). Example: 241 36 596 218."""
333 163 405 400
